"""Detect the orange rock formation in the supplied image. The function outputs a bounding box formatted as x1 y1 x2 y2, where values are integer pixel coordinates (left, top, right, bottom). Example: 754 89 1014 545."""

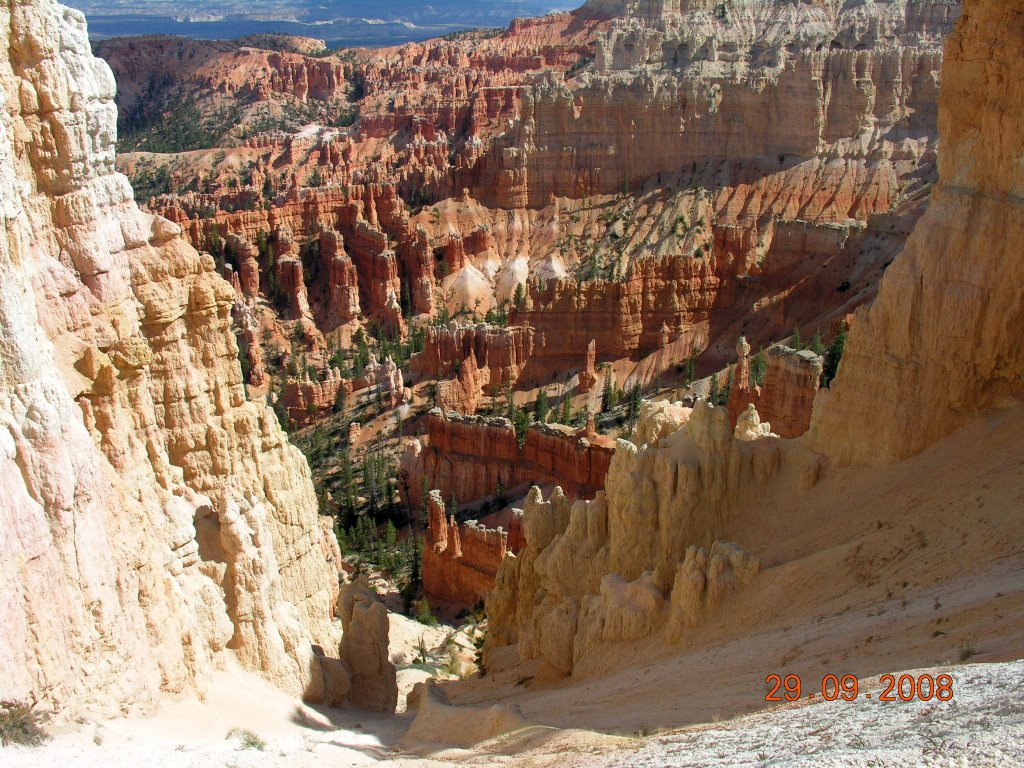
401 410 615 511
422 491 521 607
727 338 824 439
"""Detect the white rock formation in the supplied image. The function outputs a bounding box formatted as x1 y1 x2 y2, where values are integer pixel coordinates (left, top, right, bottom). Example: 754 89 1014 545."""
0 0 359 716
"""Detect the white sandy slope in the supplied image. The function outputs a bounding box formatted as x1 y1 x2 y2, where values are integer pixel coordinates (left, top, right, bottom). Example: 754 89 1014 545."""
3 659 1023 767
579 661 1024 768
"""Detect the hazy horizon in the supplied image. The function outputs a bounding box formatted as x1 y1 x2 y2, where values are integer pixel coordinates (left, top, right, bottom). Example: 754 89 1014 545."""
67 0 579 47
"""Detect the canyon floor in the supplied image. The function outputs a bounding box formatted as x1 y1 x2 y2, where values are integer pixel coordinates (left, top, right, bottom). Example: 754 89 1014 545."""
4 658 1021 767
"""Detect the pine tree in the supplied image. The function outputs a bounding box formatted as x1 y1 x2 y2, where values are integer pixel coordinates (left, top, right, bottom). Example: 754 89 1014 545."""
402 535 422 615
751 349 767 387
419 476 429 527
709 371 720 403
601 368 619 412
791 327 804 351
512 282 525 310
495 477 508 508
535 389 550 422
685 354 697 384
560 391 572 423
810 329 824 356
512 408 532 449
821 321 848 388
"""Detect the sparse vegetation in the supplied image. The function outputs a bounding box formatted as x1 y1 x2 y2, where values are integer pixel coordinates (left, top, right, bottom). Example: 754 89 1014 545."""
0 700 49 747
959 640 977 662
226 728 266 751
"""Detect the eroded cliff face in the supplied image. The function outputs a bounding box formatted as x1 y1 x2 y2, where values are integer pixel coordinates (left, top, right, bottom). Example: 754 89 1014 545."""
807 0 1024 464
401 409 615 512
486 0 1023 677
0 0 346 715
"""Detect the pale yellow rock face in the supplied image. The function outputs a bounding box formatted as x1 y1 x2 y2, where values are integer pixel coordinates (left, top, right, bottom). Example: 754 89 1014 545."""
486 403 769 675
488 0 1023 680
807 0 1024 465
0 0 339 714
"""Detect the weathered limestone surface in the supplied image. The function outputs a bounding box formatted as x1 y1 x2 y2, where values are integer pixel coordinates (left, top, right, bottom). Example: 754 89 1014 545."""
0 0 370 716
807 0 1024 464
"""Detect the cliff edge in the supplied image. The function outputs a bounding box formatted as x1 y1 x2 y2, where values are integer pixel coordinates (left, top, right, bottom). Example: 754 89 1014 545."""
0 0 349 715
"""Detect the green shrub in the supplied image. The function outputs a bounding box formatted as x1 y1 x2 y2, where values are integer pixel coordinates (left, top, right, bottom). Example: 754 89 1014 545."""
227 728 266 751
0 700 49 747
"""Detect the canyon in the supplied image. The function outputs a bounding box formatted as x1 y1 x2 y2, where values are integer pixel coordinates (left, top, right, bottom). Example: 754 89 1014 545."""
5 0 1024 766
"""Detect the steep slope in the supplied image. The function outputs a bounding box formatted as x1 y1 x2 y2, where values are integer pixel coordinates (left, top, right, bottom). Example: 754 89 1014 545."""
807 0 1024 464
482 0 1024 690
0 0 348 715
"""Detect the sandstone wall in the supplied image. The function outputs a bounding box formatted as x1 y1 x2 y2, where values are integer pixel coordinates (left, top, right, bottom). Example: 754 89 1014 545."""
807 0 1024 465
0 0 352 716
727 342 823 439
422 491 519 607
486 0 1021 680
402 410 615 511
486 402 766 675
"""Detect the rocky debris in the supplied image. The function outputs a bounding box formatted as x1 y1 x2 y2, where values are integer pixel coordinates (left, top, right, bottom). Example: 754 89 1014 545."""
400 410 615 512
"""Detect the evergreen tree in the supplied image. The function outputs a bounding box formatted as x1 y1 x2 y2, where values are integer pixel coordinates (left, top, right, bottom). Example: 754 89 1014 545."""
402 535 422 615
810 329 825 356
751 349 768 387
791 327 804 351
495 477 508 508
821 322 848 388
512 282 525 310
685 354 697 384
601 368 619 413
626 384 643 427
512 408 532 449
535 389 550 422
419 476 430 527
560 391 572 423
709 371 720 403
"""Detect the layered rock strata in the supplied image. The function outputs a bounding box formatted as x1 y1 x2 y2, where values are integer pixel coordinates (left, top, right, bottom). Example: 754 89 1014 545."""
422 491 522 607
401 409 615 511
486 0 1023 681
727 339 824 439
807 0 1024 465
0 0 379 715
